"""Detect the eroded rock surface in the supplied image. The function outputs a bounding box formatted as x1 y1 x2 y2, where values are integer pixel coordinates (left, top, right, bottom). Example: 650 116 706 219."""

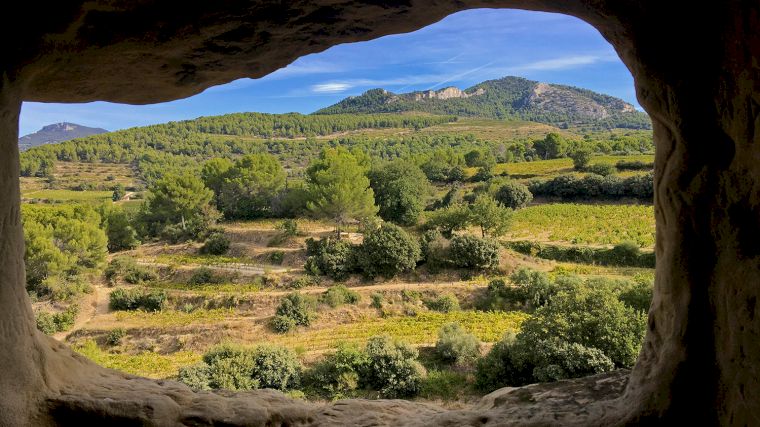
0 0 758 425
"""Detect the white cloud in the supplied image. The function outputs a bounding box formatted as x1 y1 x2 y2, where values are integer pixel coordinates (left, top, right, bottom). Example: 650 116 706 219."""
508 54 617 73
311 82 353 93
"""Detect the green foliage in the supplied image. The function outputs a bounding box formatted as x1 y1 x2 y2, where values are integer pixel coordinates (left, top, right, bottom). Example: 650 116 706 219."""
534 133 567 159
104 257 156 284
425 204 471 238
277 219 300 237
356 223 421 278
362 335 426 398
304 237 358 280
370 292 384 309
99 204 140 252
106 328 127 346
424 294 460 313
304 343 368 398
616 160 653 171
469 194 512 238
35 305 79 335
320 284 361 308
199 232 230 255
368 160 430 226
179 344 301 391
271 315 298 333
449 235 500 270
188 267 225 285
273 293 317 332
618 280 653 313
23 204 107 300
137 172 219 241
435 323 480 365
207 154 286 219
507 241 655 268
529 172 653 200
586 163 616 176
569 147 593 170
112 183 127 201
306 148 378 229
109 288 167 312
494 180 533 210
269 250 285 265
419 370 470 401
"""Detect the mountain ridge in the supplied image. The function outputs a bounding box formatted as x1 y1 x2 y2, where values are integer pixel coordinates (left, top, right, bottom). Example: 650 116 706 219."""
315 76 649 130
19 122 109 151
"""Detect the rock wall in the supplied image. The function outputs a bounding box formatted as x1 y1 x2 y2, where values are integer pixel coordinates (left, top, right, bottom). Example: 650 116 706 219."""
0 1 758 425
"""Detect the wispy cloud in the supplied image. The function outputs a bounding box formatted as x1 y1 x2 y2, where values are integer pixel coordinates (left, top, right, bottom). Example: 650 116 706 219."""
311 82 353 93
507 54 617 73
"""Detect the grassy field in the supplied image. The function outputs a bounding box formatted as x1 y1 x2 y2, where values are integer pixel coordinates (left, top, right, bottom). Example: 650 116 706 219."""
22 189 114 202
74 340 201 379
54 162 139 189
490 154 654 179
505 203 655 247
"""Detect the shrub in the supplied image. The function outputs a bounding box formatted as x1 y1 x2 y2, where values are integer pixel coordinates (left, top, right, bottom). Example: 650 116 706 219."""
106 328 127 345
616 160 653 171
449 235 499 270
494 181 533 210
435 323 480 365
506 241 655 268
271 315 297 333
199 232 230 255
304 343 368 398
424 294 460 313
273 293 316 332
269 250 285 265
586 163 616 176
362 335 426 398
104 257 156 284
35 311 57 335
35 305 80 334
320 284 361 308
109 288 167 312
287 276 316 289
277 219 299 237
179 344 301 391
529 173 653 200
356 223 421 278
370 292 384 309
304 237 357 280
188 267 225 285
618 280 653 313
419 370 470 400
569 148 592 170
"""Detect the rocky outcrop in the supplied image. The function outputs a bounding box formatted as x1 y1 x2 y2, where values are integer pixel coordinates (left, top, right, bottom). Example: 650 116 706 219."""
526 83 611 119
413 87 485 101
0 0 758 426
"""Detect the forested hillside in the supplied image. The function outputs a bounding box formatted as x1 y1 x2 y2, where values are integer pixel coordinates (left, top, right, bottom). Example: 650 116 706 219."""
316 76 651 130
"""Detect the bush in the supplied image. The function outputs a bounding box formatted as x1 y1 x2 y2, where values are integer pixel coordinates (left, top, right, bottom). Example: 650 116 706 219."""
35 305 80 334
449 235 499 270
304 343 368 398
419 370 470 400
188 267 225 285
320 284 361 308
277 219 299 237
618 280 653 313
273 293 316 332
304 237 357 280
271 315 297 333
616 160 653 171
106 328 127 345
109 288 167 312
529 173 653 200
586 163 616 176
506 241 655 268
569 148 592 170
356 223 420 279
287 276 317 289
370 292 384 309
362 335 426 398
104 257 156 284
435 323 480 365
200 232 230 255
494 181 533 210
424 294 460 313
179 344 301 391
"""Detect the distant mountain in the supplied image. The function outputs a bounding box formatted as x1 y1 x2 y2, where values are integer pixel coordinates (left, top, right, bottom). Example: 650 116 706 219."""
19 122 109 151
315 76 650 130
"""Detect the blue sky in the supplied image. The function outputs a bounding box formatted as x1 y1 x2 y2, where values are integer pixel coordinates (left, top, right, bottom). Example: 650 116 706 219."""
19 9 637 136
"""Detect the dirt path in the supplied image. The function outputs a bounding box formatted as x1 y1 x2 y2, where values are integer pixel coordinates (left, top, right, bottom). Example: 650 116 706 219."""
54 284 103 340
136 260 294 276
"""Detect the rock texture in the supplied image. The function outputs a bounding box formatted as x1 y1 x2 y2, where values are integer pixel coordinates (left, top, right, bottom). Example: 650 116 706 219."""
0 1 759 426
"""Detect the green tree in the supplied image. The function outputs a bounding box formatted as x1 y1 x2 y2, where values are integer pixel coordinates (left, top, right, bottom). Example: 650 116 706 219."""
357 223 421 278
137 173 218 240
494 181 533 210
100 205 140 252
306 148 378 230
534 133 567 159
112 183 126 202
469 194 512 238
569 147 593 170
201 157 233 207
217 154 286 219
426 204 471 238
368 160 430 226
